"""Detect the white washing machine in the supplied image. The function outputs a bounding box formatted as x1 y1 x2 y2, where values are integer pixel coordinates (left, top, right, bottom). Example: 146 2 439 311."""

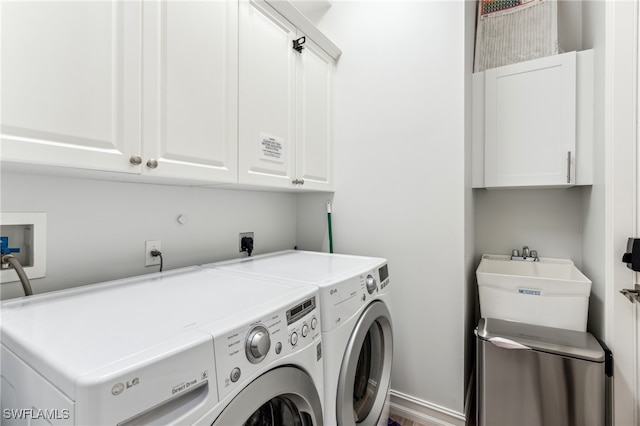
1 267 324 425
205 250 393 426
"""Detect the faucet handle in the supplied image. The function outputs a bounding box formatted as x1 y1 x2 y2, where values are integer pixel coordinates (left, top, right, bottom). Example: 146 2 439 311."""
511 249 520 257
530 250 538 259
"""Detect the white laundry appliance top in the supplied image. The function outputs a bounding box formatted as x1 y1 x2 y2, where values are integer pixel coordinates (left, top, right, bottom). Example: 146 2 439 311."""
0 266 316 400
210 250 387 288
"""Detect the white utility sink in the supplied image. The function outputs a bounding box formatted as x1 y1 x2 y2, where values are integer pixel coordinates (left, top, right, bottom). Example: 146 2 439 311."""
476 254 592 331
477 254 591 288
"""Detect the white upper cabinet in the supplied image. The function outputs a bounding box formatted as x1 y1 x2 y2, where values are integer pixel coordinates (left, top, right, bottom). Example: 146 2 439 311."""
142 1 238 183
238 0 297 188
1 1 238 184
1 0 338 190
296 37 334 191
238 0 335 191
473 50 593 189
485 52 576 188
1 1 141 173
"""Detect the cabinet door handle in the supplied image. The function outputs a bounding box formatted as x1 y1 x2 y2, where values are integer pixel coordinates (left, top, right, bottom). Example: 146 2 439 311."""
130 155 142 165
146 159 159 169
566 151 571 184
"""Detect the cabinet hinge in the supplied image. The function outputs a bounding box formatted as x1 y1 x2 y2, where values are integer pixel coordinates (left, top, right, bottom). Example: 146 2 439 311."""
292 36 306 53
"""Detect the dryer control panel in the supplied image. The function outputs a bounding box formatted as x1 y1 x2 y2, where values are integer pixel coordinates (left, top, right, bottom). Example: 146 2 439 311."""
320 262 390 333
212 294 321 401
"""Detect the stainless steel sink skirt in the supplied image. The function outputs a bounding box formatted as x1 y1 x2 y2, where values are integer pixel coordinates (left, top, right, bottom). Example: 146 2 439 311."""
476 318 606 426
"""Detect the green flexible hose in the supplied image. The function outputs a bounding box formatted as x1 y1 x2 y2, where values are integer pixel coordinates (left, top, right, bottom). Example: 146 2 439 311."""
327 200 334 253
328 212 333 253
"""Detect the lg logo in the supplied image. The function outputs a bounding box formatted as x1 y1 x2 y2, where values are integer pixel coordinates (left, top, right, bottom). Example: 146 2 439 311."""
111 378 140 396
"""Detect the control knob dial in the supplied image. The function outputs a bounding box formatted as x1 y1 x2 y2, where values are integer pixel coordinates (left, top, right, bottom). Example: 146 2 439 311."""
365 274 377 294
246 325 271 364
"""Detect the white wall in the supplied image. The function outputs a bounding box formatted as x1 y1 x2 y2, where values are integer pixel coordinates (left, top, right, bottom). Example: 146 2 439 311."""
296 1 469 415
579 0 606 340
602 2 638 423
0 171 297 299
474 188 585 266
557 0 583 53
463 0 477 412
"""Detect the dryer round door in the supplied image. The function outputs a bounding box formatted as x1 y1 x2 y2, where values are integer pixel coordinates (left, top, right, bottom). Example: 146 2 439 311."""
213 366 323 426
337 300 393 425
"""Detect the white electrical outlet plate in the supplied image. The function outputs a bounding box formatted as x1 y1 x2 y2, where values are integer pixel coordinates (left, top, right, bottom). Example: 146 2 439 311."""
145 240 161 267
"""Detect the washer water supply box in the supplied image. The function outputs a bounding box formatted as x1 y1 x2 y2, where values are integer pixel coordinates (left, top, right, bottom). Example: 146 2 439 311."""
476 254 592 331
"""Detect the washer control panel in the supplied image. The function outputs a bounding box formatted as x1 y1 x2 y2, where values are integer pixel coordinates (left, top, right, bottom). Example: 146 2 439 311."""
245 325 270 364
213 294 320 400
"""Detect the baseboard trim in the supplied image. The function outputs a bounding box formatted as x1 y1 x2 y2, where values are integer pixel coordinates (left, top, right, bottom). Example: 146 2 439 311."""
389 390 466 426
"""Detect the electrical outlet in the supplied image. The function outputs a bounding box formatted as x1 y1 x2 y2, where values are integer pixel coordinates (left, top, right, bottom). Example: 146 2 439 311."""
239 232 254 252
145 240 161 266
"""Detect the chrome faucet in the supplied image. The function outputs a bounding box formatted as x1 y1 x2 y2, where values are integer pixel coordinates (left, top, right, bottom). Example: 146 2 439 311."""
511 246 539 262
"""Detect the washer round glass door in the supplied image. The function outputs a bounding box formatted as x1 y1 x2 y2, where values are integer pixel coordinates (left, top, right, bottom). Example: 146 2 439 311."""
244 395 311 425
213 366 322 426
337 301 393 425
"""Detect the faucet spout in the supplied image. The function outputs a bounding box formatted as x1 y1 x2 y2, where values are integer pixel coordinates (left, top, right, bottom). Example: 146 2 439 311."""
511 246 538 262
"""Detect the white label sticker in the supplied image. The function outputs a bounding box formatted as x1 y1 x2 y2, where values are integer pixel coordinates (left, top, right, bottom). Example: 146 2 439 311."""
259 134 285 163
518 288 541 296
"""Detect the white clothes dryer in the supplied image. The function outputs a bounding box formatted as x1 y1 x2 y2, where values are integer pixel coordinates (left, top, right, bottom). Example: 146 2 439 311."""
1 267 324 426
205 250 393 426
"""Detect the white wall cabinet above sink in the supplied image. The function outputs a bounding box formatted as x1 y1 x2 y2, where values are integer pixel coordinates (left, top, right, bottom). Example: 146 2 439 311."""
472 50 594 189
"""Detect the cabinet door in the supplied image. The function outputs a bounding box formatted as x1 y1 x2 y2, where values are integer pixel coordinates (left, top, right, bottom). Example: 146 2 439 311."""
296 36 334 191
485 52 576 188
142 0 238 183
238 0 297 189
1 1 141 173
